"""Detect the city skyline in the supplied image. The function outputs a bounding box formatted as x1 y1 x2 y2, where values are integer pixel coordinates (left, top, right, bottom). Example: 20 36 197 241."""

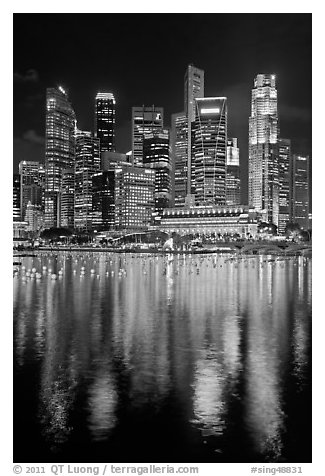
13 13 312 204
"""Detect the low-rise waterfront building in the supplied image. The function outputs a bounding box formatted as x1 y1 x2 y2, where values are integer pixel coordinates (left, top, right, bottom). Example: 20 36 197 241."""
157 205 259 238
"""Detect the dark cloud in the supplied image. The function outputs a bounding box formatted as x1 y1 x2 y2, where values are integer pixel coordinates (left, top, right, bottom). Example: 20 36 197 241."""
13 134 44 170
22 129 45 145
13 68 39 83
280 104 312 123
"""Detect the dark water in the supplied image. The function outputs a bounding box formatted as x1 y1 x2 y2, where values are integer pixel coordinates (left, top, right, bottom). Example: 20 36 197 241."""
13 252 312 463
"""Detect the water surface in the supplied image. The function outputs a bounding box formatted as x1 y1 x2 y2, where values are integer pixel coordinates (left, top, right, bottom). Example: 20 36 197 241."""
13 252 312 462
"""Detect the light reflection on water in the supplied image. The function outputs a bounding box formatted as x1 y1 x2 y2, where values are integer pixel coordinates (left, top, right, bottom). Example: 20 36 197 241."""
13 253 311 462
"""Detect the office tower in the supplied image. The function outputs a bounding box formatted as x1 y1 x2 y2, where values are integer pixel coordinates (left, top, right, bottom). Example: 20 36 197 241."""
226 138 241 206
143 129 171 215
92 171 115 231
249 74 279 227
184 64 205 199
61 168 75 228
19 161 45 220
278 138 291 234
171 112 188 207
24 201 44 233
193 97 227 206
115 165 155 230
95 92 116 152
45 86 76 228
13 174 21 221
101 151 132 171
290 154 310 230
74 130 100 231
132 106 163 166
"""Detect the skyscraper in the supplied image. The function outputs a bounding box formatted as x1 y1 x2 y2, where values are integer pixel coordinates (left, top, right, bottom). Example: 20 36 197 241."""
193 97 227 206
226 138 241 206
13 174 21 222
278 138 291 234
45 86 76 228
171 112 188 208
92 171 116 231
61 168 75 228
74 130 100 231
132 106 163 166
143 129 171 214
249 74 279 227
95 92 116 153
115 165 155 230
184 64 204 199
19 161 45 220
290 154 310 230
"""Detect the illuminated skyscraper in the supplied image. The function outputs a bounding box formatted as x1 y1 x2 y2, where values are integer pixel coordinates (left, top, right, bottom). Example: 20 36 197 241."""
171 112 188 208
290 154 310 230
143 129 171 214
249 74 279 227
278 138 291 234
61 168 75 228
45 86 76 228
19 161 45 220
115 165 155 230
13 174 21 222
74 130 100 231
226 138 241 206
95 92 116 152
132 106 163 166
193 97 227 206
92 171 116 231
184 64 204 198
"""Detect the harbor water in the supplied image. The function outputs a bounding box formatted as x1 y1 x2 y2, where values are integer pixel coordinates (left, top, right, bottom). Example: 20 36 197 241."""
13 252 312 463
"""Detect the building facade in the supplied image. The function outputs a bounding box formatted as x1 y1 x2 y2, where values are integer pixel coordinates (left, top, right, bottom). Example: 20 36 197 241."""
158 205 259 238
143 129 171 215
19 161 45 221
115 165 155 230
249 74 279 227
184 64 205 200
193 97 227 206
13 174 21 222
226 138 241 206
45 86 76 228
278 138 291 234
95 92 116 153
60 168 75 228
290 154 310 230
74 130 100 231
92 171 115 231
132 106 163 167
171 112 188 208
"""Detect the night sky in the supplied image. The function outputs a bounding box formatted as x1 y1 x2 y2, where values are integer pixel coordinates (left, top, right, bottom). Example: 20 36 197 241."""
13 13 312 203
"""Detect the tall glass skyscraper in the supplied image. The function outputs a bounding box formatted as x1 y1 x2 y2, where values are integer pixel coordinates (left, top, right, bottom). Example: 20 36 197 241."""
290 154 310 230
74 130 100 231
226 138 241 206
19 161 45 221
278 138 291 234
95 92 116 153
132 106 164 167
184 64 204 198
171 112 188 207
13 174 21 222
45 86 76 228
92 170 116 231
143 129 171 214
193 97 227 206
249 74 279 227
61 168 75 229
